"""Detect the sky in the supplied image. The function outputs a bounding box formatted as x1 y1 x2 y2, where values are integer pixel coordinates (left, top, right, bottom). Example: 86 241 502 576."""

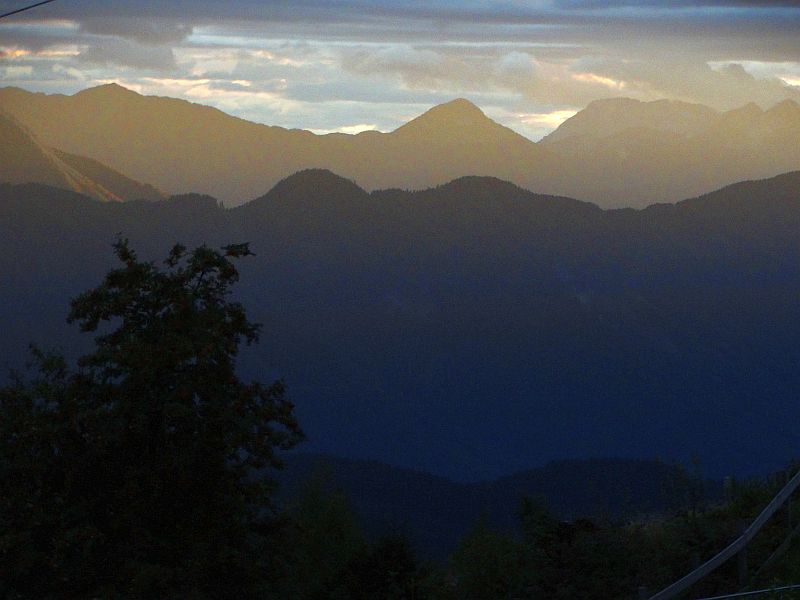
1 0 799 140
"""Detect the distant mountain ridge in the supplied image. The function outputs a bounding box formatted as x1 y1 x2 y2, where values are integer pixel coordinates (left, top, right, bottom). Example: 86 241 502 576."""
2 169 800 482
541 97 719 144
540 97 800 204
0 108 163 202
2 84 798 207
277 453 720 558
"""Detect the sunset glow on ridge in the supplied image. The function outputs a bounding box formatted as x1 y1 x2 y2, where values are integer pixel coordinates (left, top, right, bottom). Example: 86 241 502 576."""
1 1 798 140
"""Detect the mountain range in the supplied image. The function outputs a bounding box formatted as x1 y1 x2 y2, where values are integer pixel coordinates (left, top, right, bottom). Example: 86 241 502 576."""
276 453 718 559
2 169 800 481
1 84 799 207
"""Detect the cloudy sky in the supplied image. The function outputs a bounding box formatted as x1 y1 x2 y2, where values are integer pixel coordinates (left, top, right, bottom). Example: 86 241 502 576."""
1 0 799 139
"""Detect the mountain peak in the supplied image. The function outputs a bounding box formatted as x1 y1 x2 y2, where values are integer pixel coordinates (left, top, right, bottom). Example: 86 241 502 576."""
584 97 641 111
75 83 140 100
394 98 495 136
721 102 763 121
429 98 484 117
243 168 368 209
276 168 364 189
766 98 800 118
543 97 719 144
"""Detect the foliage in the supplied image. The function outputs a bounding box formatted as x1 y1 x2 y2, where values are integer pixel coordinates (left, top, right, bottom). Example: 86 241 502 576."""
441 467 800 600
0 239 302 598
450 516 524 600
276 476 366 598
274 474 437 600
335 532 421 600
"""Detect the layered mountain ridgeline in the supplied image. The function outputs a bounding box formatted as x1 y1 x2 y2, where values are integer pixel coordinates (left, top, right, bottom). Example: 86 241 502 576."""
0 109 163 202
277 453 719 559
539 97 800 206
2 170 800 482
0 85 560 206
2 84 799 207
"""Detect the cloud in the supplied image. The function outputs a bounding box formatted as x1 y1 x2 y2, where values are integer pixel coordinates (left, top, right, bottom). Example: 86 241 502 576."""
78 17 193 45
1 65 32 78
1 0 800 139
494 51 537 92
338 37 800 111
554 1 800 8
0 23 82 55
571 56 800 109
345 46 445 83
77 39 177 71
52 64 89 81
4 0 793 55
310 123 379 135
342 45 542 97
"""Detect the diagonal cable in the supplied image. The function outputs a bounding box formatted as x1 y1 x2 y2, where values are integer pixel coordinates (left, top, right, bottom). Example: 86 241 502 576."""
0 0 59 20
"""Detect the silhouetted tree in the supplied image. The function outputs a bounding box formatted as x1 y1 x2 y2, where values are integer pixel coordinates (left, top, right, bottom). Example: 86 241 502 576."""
338 532 420 600
451 516 523 600
0 239 303 598
277 475 366 599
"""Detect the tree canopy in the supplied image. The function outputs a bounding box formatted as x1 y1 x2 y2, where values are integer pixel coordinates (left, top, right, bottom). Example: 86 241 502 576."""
0 239 303 598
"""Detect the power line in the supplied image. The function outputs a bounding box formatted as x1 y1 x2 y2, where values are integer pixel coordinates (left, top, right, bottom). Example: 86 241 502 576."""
0 0 59 20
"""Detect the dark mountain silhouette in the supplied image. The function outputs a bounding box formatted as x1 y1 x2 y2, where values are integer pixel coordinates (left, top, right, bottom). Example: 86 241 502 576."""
243 168 370 211
277 453 720 558
0 108 163 201
2 170 800 482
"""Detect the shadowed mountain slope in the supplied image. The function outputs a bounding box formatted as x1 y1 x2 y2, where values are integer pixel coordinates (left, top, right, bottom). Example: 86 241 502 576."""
0 112 70 189
52 149 163 201
2 170 800 482
0 109 163 201
0 111 123 201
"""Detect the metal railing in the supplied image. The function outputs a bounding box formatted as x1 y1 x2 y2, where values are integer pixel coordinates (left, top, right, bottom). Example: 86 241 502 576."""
647 467 800 600
694 583 800 599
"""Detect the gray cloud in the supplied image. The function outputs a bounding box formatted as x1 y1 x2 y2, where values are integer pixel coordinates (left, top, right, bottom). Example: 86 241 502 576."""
342 45 540 96
77 39 177 71
338 37 800 111
494 52 537 93
555 1 800 8
3 1 798 58
572 56 800 109
79 17 193 45
4 0 798 33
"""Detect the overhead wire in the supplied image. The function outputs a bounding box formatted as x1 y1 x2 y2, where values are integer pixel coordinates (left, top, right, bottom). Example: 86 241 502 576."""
0 0 59 20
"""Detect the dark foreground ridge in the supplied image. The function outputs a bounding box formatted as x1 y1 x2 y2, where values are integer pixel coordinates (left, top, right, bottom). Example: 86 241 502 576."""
2 170 800 481
277 453 720 559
